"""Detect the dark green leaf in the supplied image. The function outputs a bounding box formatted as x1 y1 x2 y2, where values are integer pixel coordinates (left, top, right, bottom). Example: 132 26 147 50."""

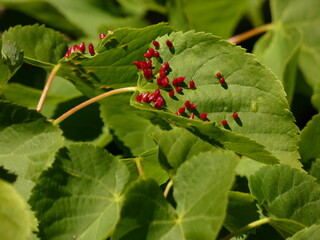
112 150 239 239
152 127 216 173
30 143 130 240
249 165 320 227
0 40 23 93
121 148 169 185
58 23 173 97
2 24 68 68
269 218 305 239
0 101 64 199
132 31 300 167
224 191 259 232
298 113 320 162
100 93 166 156
309 158 320 182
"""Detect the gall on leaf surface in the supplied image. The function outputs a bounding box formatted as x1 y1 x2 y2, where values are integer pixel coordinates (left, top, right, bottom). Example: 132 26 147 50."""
0 101 64 200
112 150 239 240
29 143 130 240
57 23 173 97
131 30 300 167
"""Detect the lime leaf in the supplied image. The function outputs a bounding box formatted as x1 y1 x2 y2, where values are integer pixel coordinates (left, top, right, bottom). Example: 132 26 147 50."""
253 27 302 104
0 101 64 199
298 113 320 162
2 24 68 68
254 0 320 107
111 178 178 240
168 0 248 38
309 158 320 182
30 143 129 240
269 218 305 239
112 150 239 239
0 179 33 240
249 165 320 227
224 191 259 232
132 30 300 166
152 127 217 173
286 225 320 240
121 148 169 185
0 40 23 93
58 23 173 97
100 93 167 156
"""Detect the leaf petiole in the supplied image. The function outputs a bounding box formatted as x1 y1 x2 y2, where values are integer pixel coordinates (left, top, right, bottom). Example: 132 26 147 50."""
163 179 173 198
228 23 274 44
52 86 137 125
37 64 61 112
220 218 270 240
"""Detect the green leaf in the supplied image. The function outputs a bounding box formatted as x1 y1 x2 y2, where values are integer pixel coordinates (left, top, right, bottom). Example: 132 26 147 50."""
132 30 300 167
224 191 259 232
121 148 169 185
2 77 82 118
100 93 167 156
168 0 248 38
30 143 129 240
298 113 320 162
2 24 68 68
112 150 239 239
0 179 33 240
0 101 64 199
249 165 320 227
287 225 320 240
253 27 302 104
254 0 320 108
57 23 173 97
269 218 305 239
152 127 217 173
0 40 23 93
309 158 320 182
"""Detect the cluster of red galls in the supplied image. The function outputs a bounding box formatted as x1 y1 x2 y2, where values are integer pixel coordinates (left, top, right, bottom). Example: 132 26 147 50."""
135 89 164 109
64 32 112 58
64 42 95 58
134 39 240 126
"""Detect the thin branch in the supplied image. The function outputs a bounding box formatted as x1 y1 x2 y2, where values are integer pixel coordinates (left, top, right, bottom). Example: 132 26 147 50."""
164 179 173 198
228 23 273 44
52 86 137 125
135 157 144 176
37 64 61 112
220 218 270 240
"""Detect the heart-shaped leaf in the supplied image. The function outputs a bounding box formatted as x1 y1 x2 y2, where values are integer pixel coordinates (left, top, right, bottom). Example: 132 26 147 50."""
112 150 239 240
0 180 33 240
2 24 68 69
57 23 173 97
249 165 320 227
286 225 320 240
0 101 64 199
254 0 320 107
0 40 23 92
30 143 130 240
131 30 300 166
298 113 320 163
